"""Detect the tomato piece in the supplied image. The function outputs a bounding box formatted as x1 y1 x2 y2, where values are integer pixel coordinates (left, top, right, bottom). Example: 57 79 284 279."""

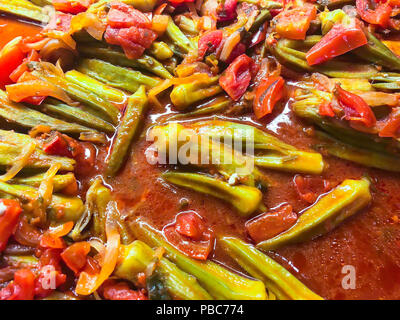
294 175 331 203
15 71 46 106
9 50 39 83
334 84 376 127
0 38 25 88
164 211 214 261
275 4 317 40
34 268 66 299
0 199 22 252
216 0 237 21
253 76 285 119
0 269 36 300
245 204 298 243
52 0 92 14
306 22 368 66
40 235 66 249
44 13 73 33
319 101 335 117
42 133 73 158
219 54 255 101
61 242 91 274
101 280 148 300
198 30 223 60
107 2 152 28
379 108 400 138
356 0 392 28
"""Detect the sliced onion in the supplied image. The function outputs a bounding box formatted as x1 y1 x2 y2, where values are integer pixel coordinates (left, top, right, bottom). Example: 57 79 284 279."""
0 141 36 182
219 31 240 62
75 210 120 296
38 163 61 212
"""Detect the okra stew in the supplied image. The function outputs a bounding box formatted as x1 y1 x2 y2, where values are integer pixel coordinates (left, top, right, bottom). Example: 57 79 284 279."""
0 0 400 301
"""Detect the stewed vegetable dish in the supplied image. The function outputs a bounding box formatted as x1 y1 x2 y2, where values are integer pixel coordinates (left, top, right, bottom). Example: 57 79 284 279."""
0 0 400 301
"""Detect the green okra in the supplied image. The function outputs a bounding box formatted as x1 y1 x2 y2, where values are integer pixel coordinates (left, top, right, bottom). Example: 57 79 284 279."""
292 97 400 155
121 0 158 11
65 70 127 105
370 72 400 91
29 0 52 6
165 17 195 54
78 45 173 79
170 76 222 110
258 179 371 250
9 172 77 192
148 42 174 61
150 123 270 187
0 129 75 171
162 171 263 216
248 9 272 33
315 131 400 172
271 38 378 78
187 120 325 174
130 220 267 300
115 240 213 300
220 237 323 300
0 181 84 222
106 86 148 177
163 96 230 121
78 59 161 93
29 62 120 125
70 179 111 241
0 0 49 23
41 99 115 134
0 90 98 136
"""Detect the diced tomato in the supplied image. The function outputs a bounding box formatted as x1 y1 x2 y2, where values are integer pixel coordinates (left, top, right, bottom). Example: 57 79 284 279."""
34 268 66 299
253 76 285 119
107 2 152 29
42 133 73 158
379 108 400 138
164 211 214 260
306 21 368 66
334 84 376 127
245 204 298 243
38 248 63 271
217 0 238 21
40 235 66 249
219 54 256 101
319 101 335 117
274 4 317 40
0 199 22 252
0 38 25 88
44 12 73 33
294 175 331 203
225 42 246 64
356 0 392 28
101 280 148 300
198 30 223 60
52 0 92 14
61 242 91 274
104 26 157 59
0 269 36 300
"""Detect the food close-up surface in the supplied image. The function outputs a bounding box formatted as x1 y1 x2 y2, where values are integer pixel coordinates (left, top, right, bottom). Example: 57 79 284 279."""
0 0 400 301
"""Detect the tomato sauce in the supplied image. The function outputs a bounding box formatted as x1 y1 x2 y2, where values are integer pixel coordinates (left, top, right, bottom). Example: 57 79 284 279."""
4 17 400 300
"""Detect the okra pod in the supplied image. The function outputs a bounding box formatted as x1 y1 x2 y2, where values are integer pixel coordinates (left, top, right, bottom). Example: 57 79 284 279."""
0 90 98 136
315 131 400 172
9 172 77 192
115 240 213 300
106 86 148 177
0 0 49 23
131 220 267 300
29 62 120 124
170 76 222 110
162 171 263 216
257 179 371 250
165 17 195 54
220 237 323 300
78 59 161 93
0 181 84 222
0 129 75 171
41 99 115 134
78 45 173 79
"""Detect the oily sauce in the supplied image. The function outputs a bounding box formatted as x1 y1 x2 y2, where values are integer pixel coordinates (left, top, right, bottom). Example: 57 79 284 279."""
4 18 400 300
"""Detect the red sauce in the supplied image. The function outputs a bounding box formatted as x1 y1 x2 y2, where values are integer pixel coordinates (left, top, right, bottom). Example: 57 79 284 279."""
0 16 40 49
